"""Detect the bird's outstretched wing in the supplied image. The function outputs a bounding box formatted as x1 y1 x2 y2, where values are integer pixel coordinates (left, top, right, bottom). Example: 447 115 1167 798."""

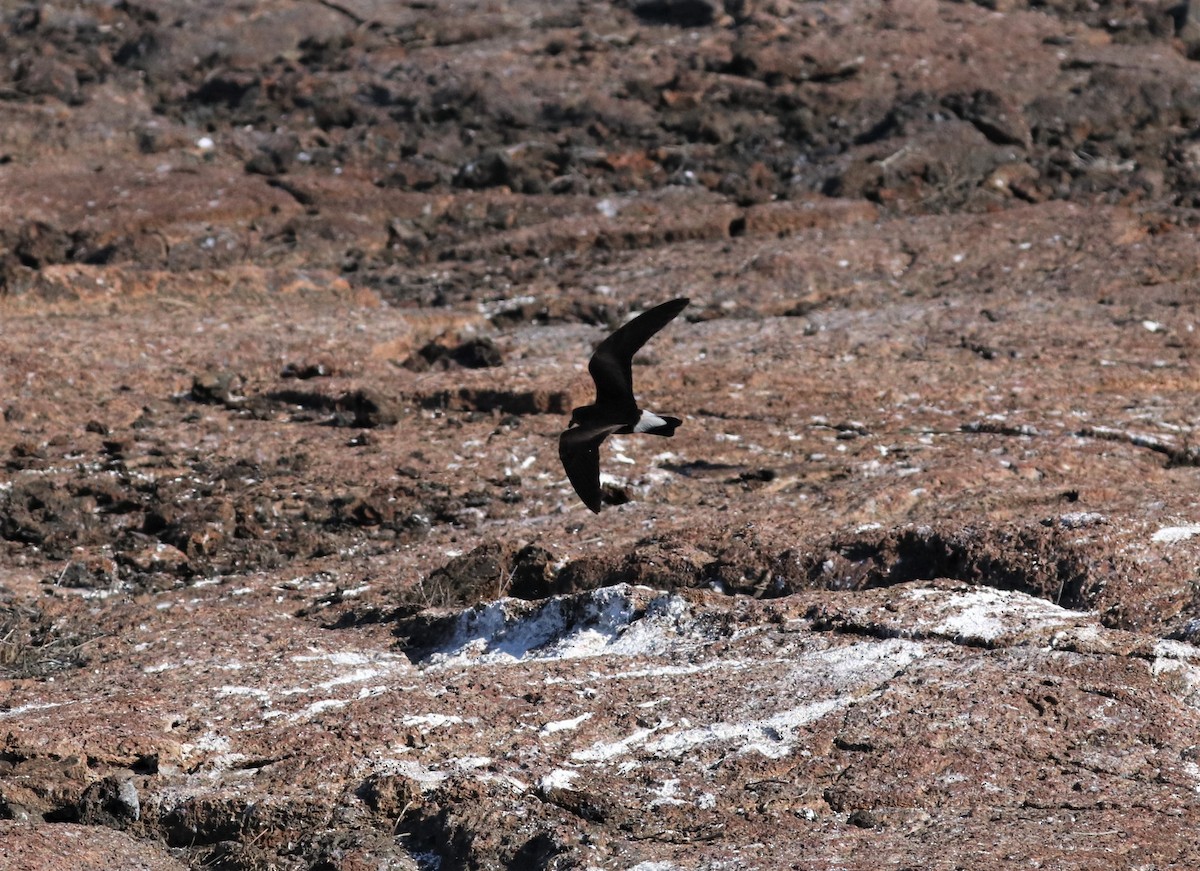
559 422 626 513
588 297 689 413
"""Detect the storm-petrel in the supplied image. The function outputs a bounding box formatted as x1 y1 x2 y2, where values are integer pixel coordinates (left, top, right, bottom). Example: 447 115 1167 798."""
559 297 690 512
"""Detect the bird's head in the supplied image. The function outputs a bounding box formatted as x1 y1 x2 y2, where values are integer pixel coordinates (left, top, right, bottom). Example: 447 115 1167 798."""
568 405 603 429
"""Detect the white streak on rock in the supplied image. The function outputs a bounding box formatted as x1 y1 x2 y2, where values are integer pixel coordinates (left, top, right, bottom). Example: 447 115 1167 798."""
539 768 580 790
1152 524 1200 544
540 712 592 735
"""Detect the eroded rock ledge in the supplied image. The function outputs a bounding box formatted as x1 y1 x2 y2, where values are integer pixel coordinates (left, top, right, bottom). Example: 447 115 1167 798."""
4 577 1200 869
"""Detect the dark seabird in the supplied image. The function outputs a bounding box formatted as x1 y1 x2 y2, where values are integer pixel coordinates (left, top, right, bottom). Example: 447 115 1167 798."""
559 297 690 512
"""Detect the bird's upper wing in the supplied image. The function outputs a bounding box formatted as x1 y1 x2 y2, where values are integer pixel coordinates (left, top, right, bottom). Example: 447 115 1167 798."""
559 422 626 513
588 297 689 412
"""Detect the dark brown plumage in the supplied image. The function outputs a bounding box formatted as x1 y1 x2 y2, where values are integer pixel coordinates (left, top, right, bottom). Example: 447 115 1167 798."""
559 298 689 512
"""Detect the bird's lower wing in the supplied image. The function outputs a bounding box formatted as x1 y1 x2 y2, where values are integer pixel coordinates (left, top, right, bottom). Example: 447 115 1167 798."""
559 423 625 513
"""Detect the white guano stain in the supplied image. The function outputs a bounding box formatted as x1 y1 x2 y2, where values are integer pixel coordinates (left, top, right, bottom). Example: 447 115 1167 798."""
1152 524 1200 544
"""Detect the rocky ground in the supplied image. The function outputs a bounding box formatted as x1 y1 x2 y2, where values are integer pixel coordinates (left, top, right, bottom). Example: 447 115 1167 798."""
4 0 1200 868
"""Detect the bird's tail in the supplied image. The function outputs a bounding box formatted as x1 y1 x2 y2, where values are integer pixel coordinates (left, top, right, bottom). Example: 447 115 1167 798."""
641 415 681 437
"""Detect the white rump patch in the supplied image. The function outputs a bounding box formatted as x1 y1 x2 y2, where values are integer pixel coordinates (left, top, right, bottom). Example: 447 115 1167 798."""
634 410 669 433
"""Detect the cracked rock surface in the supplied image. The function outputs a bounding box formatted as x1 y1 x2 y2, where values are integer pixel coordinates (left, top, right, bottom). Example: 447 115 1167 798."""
4 1 1200 868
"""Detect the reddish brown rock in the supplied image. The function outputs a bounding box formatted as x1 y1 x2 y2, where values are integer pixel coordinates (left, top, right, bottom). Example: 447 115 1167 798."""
4 0 1200 868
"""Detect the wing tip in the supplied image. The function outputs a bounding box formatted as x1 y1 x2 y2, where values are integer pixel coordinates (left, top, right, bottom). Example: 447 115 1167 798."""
560 425 607 513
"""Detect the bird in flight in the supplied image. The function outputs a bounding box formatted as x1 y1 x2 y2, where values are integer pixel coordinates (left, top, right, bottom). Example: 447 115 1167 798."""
559 297 690 512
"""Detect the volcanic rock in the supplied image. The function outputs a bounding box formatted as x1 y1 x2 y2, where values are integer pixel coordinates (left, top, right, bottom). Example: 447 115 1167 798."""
4 1 1200 868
